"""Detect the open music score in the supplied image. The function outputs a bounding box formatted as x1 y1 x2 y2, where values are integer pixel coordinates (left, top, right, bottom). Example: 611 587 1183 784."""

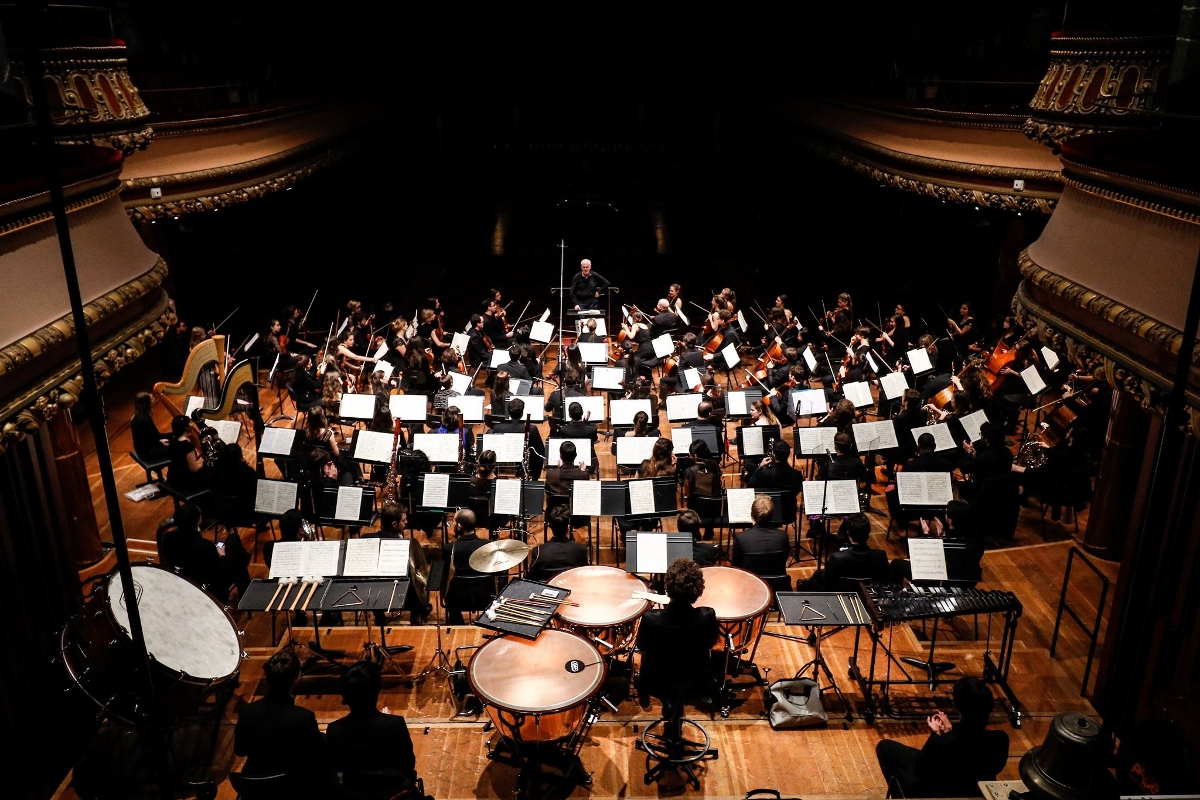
388 394 429 421
351 430 398 463
479 432 524 463
610 398 652 426
852 419 899 452
669 425 693 454
492 478 523 516
681 366 702 390
726 487 755 524
626 532 692 574
489 349 510 369
338 393 376 420
591 366 626 391
528 319 554 343
907 538 949 582
571 479 602 516
960 408 991 443
911 422 956 452
841 380 874 408
258 426 298 457
1021 363 1047 395
796 426 837 456
905 347 933 374
725 388 763 418
546 438 593 467
616 436 658 466
880 371 909 401
790 388 828 417
343 537 411 577
269 540 342 579
665 392 704 422
446 371 472 395
651 334 674 359
576 342 609 364
413 433 461 463
421 472 450 508
801 479 861 515
444 394 484 422
895 471 953 507
719 342 740 369
254 479 299 516
335 486 366 521
737 424 779 458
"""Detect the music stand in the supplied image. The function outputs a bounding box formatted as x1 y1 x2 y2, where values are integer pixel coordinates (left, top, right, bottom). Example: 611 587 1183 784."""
774 591 870 720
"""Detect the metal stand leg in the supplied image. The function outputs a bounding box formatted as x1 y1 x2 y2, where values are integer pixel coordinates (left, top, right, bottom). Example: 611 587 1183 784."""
417 620 453 680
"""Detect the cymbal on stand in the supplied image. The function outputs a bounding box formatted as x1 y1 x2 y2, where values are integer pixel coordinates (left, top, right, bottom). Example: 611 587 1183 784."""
468 539 531 573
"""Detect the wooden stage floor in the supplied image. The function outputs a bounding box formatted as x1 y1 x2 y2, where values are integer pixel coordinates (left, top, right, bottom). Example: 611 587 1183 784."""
58 354 1118 800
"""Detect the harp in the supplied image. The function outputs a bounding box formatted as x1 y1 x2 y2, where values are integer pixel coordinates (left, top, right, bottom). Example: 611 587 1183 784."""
195 359 256 422
152 335 227 417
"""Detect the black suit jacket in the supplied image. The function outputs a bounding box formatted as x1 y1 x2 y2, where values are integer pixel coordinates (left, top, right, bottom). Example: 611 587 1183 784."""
732 525 789 577
544 464 590 497
234 695 325 777
442 533 494 611
527 538 588 581
747 461 803 494
650 311 681 338
636 604 719 695
326 708 416 781
825 543 890 587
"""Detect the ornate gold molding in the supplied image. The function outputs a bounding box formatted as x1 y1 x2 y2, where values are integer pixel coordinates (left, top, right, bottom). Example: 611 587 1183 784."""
0 260 174 455
1060 169 1200 224
0 172 123 236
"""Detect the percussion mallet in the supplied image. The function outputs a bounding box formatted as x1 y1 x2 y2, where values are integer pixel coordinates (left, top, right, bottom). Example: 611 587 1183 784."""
527 593 579 606
290 578 312 612
272 577 299 613
385 579 399 616
265 580 287 613
301 576 323 612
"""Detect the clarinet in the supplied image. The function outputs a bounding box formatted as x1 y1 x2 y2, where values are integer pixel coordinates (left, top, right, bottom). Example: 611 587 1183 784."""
385 417 402 504
522 415 531 479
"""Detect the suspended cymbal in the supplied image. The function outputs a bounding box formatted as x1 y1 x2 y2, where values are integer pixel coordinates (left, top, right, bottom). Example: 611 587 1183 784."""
468 539 531 573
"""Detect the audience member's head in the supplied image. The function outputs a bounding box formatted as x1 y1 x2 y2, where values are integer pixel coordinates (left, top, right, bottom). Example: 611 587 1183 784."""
338 659 382 713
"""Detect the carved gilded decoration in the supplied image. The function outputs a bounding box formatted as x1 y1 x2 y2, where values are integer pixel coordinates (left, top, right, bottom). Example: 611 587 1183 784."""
0 260 174 456
10 43 154 156
1023 35 1171 148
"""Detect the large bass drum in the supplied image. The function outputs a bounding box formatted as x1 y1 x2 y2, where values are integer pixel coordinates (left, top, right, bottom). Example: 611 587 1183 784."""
548 565 649 654
468 630 605 752
60 564 242 726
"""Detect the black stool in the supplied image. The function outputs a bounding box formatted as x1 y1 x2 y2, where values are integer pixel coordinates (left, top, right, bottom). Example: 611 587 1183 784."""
636 692 719 789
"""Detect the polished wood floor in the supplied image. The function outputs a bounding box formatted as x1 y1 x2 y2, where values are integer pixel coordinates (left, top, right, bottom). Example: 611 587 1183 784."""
57 353 1118 800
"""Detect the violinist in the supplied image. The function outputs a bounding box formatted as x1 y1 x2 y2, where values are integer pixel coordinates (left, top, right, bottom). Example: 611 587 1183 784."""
401 336 436 397
947 302 982 361
482 299 512 347
576 318 604 344
836 326 874 387
878 302 912 364
465 314 491 373
517 342 542 386
625 409 661 440
279 304 317 355
909 334 953 400
719 288 738 315
773 294 795 326
649 298 682 338
345 300 374 356
290 354 325 412
659 332 705 395
666 283 684 315
420 305 452 362
497 344 530 381
571 258 610 311
335 330 378 391
263 319 299 373
382 317 410 369
554 343 590 392
822 292 854 342
702 295 724 339
626 375 661 421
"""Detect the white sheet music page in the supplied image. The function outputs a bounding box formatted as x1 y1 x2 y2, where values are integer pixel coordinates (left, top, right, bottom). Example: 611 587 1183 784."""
207 419 241 445
740 426 765 457
447 371 471 395
335 486 364 521
493 479 522 516
480 433 524 463
852 419 899 452
726 488 754 524
306 541 343 577
726 390 749 417
610 398 651 426
913 422 957 452
572 479 602 516
1040 347 1060 371
339 393 375 420
651 334 673 358
721 343 739 369
548 438 591 467
797 427 837 455
354 430 395 463
373 342 389 361
389 393 428 421
490 349 508 368
896 471 953 506
592 366 626 391
377 539 410 577
737 310 749 332
529 320 554 343
802 346 818 371
616 436 658 465
513 395 545 421
344 537 381 576
572 395 606 423
682 367 701 390
539 308 551 323
802 480 860 515
960 408 990 443
908 538 949 581
421 472 449 507
628 480 656 515
791 388 828 417
905 347 933 374
842 380 874 408
880 371 909 401
259 427 297 456
373 361 395 381
865 351 880 374
254 479 298 515
185 395 206 416
1021 364 1047 395
637 532 669 574
448 394 484 422
413 433 460 463
577 342 609 364
670 426 693 454
268 541 306 579
451 332 470 354
665 393 703 421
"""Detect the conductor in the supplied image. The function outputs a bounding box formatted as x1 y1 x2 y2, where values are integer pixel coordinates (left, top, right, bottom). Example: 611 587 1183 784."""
571 259 610 311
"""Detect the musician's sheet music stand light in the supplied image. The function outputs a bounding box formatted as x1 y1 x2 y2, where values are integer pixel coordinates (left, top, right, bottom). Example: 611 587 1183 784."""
773 591 870 721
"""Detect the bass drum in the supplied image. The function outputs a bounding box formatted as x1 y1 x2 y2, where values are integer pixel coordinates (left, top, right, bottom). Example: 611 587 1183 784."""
468 630 605 751
60 564 242 726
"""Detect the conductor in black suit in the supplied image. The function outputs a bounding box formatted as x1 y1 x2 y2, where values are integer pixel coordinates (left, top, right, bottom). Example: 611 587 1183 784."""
731 494 791 590
442 508 493 624
489 397 544 480
571 258 610 311
527 505 589 581
326 660 417 793
233 648 328 780
636 558 720 706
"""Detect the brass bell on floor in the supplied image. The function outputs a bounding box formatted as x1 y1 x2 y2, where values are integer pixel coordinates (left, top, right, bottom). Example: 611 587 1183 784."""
1019 712 1118 799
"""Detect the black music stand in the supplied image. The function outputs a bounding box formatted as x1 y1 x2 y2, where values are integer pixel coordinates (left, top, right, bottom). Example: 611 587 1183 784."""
626 532 693 578
774 592 870 721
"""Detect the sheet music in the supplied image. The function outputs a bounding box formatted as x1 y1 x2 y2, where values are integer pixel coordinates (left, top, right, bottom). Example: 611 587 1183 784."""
726 390 750 417
372 342 389 361
268 540 343 580
649 334 672 359
665 393 704 421
377 539 410 577
254 479 298 515
334 486 365 521
422 472 449 507
451 332 470 355
677 308 690 326
736 310 748 332
592 366 626 391
511 394 544 421
852 419 899 451
682 366 701 390
413 433 461 463
493 478 522 516
447 371 471 395
389 394 428 421
447 394 484 422
905 347 933 374
490 349 509 368
740 425 765 456
185 395 206 416
337 318 349 336
797 426 837 455
353 430 396 463
801 346 818 371
896 471 953 506
539 308 551 323
339 392 375 420
344 537 381 576
610 398 651 425
576 318 607 337
1041 347 1060 371
842 380 873 408
571 395 606 423
207 419 242 445
547 438 592 467
791 388 828 417
908 538 949 581
481 433 525 463
628 480 656 515
1021 364 1047 395
727 488 754 524
616 436 658 465
913 422 956 452
572 479 602 516
636 532 669 574
960 408 990 443
801 480 860 515
865 351 880 374
259 427 297 456
880 371 909 401
669 425 693 454
243 333 259 353
529 320 554 343
373 361 395 381
577 342 609 364
720 343 739 369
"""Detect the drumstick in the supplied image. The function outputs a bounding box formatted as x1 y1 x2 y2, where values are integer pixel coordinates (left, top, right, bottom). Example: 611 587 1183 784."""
272 578 298 613
486 606 543 624
632 590 671 605
504 598 565 611
301 577 322 612
491 600 544 624
526 594 580 606
289 580 310 612
264 580 286 613
385 579 399 616
498 598 547 618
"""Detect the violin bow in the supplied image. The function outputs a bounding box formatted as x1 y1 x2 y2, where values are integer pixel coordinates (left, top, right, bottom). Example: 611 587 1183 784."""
301 289 318 329
210 306 239 335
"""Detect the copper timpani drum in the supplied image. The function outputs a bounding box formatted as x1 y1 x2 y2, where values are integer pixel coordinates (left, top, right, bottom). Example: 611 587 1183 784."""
60 564 242 726
468 630 606 749
548 565 650 653
696 566 773 659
